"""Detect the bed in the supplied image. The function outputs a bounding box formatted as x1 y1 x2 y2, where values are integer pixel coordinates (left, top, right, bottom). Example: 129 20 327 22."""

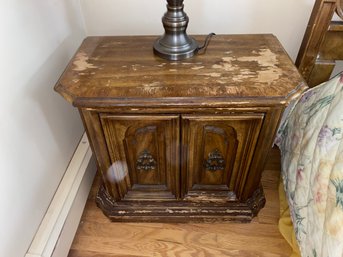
275 1 343 256
276 73 343 257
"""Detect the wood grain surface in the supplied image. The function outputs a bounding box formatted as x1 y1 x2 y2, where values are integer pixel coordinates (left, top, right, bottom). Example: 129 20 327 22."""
295 0 342 87
68 147 291 257
56 35 307 222
55 35 306 108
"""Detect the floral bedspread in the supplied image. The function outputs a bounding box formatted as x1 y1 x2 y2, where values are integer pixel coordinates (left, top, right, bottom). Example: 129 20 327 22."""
275 74 343 257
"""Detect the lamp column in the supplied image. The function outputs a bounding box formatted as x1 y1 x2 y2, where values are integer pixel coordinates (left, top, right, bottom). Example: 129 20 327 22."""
153 0 198 61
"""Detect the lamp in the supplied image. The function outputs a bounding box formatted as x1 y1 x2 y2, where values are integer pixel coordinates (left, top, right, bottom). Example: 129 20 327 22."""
153 0 199 61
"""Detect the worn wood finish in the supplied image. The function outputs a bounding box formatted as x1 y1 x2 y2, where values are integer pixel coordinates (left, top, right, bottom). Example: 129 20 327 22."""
79 110 119 200
296 0 343 87
241 107 283 201
55 35 305 222
308 21 343 86
181 114 263 201
307 60 336 86
56 35 305 108
310 21 343 86
320 22 343 60
100 115 180 200
336 0 343 18
68 148 292 257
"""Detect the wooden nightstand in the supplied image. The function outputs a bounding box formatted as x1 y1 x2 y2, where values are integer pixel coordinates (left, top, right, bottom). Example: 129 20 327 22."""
55 35 306 222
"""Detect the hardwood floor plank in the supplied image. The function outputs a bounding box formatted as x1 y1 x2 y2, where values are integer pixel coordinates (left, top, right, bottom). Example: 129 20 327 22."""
71 234 291 257
68 249 144 257
68 249 287 257
74 221 285 241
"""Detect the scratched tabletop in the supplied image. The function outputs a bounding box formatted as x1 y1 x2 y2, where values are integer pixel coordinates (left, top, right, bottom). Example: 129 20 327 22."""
55 35 306 108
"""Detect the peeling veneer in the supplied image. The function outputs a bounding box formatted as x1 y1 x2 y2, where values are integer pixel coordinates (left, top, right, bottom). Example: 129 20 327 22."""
191 66 205 70
210 49 282 83
142 82 163 94
237 49 282 83
73 51 98 71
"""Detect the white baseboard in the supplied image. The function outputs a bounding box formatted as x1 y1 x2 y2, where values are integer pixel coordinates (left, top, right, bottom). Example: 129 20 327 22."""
25 133 96 257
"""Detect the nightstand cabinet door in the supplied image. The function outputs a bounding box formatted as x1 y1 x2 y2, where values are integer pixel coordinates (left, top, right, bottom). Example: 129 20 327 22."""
100 114 180 201
181 114 264 201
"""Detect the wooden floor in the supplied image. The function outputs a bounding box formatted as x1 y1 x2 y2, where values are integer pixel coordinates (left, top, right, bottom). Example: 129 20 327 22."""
68 148 291 257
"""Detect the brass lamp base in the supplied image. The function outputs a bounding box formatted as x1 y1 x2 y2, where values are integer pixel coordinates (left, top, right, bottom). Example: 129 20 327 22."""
153 0 199 61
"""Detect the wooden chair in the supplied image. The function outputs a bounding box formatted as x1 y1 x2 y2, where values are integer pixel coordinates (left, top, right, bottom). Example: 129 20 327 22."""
296 0 343 87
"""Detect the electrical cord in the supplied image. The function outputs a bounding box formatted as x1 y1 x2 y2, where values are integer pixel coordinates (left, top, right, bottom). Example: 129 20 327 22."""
197 33 216 54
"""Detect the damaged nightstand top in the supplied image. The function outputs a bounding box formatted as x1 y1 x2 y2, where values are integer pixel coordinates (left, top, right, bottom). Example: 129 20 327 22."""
55 34 306 108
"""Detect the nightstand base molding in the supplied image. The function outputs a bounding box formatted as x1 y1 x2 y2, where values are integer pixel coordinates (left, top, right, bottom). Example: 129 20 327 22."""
96 184 265 223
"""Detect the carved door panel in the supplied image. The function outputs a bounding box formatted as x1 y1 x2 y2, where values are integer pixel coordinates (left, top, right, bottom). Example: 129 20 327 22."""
100 114 180 201
181 114 264 202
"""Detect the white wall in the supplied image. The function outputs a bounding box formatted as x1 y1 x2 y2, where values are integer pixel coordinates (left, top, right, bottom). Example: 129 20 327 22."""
0 1 85 257
80 0 316 60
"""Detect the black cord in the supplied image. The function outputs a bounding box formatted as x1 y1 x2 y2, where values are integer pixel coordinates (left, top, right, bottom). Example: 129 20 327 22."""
197 33 216 53
331 70 343 79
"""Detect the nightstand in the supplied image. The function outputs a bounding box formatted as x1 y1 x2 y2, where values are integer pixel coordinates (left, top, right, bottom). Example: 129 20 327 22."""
55 35 306 222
